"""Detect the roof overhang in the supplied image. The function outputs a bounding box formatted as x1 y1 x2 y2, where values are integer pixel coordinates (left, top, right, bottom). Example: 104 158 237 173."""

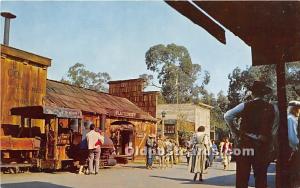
166 1 300 65
11 106 82 119
1 44 52 67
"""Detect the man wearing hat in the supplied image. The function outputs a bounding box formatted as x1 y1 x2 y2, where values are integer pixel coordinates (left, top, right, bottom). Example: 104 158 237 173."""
287 100 300 187
146 134 156 169
224 81 275 188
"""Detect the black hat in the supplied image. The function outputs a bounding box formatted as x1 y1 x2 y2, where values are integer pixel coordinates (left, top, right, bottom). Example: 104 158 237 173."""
249 81 272 95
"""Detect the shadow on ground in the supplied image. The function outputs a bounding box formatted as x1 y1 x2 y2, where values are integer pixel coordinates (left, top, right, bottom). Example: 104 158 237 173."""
151 174 236 186
1 181 72 188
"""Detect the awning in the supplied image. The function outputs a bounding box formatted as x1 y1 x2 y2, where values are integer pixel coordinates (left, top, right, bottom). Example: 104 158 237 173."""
11 105 82 119
110 121 134 132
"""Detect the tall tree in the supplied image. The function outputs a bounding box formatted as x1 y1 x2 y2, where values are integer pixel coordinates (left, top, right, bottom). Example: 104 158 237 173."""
61 63 111 92
227 62 300 108
145 43 209 103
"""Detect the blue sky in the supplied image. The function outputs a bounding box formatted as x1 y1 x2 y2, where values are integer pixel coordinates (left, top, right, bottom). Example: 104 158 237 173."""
1 1 252 95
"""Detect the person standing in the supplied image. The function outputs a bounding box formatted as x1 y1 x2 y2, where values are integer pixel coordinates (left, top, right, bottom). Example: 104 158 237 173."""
146 134 155 169
86 124 104 175
157 135 166 169
173 142 180 164
224 81 275 188
210 140 218 165
165 139 174 168
287 101 300 188
188 126 209 182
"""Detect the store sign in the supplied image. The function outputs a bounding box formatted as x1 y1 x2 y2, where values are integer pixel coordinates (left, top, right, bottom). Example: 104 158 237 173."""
110 110 137 118
43 106 82 118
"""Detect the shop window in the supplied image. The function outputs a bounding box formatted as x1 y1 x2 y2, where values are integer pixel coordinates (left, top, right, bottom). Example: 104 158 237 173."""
165 125 175 134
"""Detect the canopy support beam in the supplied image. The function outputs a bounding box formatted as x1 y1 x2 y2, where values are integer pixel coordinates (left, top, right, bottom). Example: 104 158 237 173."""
276 62 289 188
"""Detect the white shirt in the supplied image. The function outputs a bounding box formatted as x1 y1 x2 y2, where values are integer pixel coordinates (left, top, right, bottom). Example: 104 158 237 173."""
86 130 103 150
224 102 245 139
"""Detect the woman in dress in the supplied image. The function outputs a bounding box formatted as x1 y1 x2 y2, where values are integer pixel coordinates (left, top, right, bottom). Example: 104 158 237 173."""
188 126 209 181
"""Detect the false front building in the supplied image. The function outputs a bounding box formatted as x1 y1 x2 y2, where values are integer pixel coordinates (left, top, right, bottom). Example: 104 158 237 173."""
1 44 157 163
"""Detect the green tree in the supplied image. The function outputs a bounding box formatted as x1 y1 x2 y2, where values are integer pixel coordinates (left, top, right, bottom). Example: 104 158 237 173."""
227 62 300 108
202 91 229 137
61 63 111 92
145 43 210 103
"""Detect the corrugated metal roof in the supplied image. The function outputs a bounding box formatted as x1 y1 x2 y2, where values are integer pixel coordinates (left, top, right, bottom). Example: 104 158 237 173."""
44 80 156 122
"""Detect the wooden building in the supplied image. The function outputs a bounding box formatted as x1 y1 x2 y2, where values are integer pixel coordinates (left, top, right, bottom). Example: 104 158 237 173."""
108 78 159 117
45 80 157 159
1 44 157 161
1 44 51 126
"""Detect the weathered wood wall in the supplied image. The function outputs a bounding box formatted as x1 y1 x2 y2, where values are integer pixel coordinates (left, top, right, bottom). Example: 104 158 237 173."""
82 114 156 159
108 79 158 118
0 45 51 128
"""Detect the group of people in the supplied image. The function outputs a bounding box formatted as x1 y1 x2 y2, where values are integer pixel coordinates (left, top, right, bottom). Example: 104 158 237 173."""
148 80 299 187
145 134 182 170
78 123 105 175
224 80 300 188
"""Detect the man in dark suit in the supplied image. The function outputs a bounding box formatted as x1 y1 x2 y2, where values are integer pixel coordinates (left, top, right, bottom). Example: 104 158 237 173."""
224 81 275 188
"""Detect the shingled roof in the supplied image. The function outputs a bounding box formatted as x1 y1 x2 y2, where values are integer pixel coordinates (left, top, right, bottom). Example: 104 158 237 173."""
44 80 156 122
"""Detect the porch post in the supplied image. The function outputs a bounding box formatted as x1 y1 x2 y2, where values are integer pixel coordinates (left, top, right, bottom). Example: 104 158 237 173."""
276 62 289 188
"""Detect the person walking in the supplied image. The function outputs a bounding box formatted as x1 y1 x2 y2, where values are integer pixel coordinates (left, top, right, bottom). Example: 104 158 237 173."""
188 126 209 182
86 124 104 175
146 134 156 169
221 138 232 170
224 81 275 188
287 101 300 188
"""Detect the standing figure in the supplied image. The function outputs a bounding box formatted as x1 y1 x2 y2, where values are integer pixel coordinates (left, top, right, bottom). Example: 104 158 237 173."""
173 142 180 164
157 135 166 169
219 139 225 160
146 134 156 169
224 81 275 188
86 124 104 175
165 139 174 168
209 140 218 166
221 138 232 170
287 101 300 188
188 126 209 182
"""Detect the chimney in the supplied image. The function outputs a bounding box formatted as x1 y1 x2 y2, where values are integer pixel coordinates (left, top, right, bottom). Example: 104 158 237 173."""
1 12 16 46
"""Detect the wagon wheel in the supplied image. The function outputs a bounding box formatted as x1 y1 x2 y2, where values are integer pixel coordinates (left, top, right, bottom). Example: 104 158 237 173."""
99 161 105 169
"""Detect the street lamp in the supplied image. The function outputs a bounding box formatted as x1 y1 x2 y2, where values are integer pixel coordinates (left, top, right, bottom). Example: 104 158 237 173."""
161 111 166 137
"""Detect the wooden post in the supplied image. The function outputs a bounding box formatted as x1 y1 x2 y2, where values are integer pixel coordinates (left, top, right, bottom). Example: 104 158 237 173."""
276 62 290 188
45 118 49 160
53 118 59 161
100 114 106 131
28 118 32 137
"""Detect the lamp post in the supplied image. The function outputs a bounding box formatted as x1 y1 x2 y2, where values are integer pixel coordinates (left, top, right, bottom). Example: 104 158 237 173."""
161 111 166 137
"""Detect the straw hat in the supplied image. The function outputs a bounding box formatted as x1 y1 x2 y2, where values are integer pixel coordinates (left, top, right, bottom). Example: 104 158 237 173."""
288 100 300 107
149 133 156 138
